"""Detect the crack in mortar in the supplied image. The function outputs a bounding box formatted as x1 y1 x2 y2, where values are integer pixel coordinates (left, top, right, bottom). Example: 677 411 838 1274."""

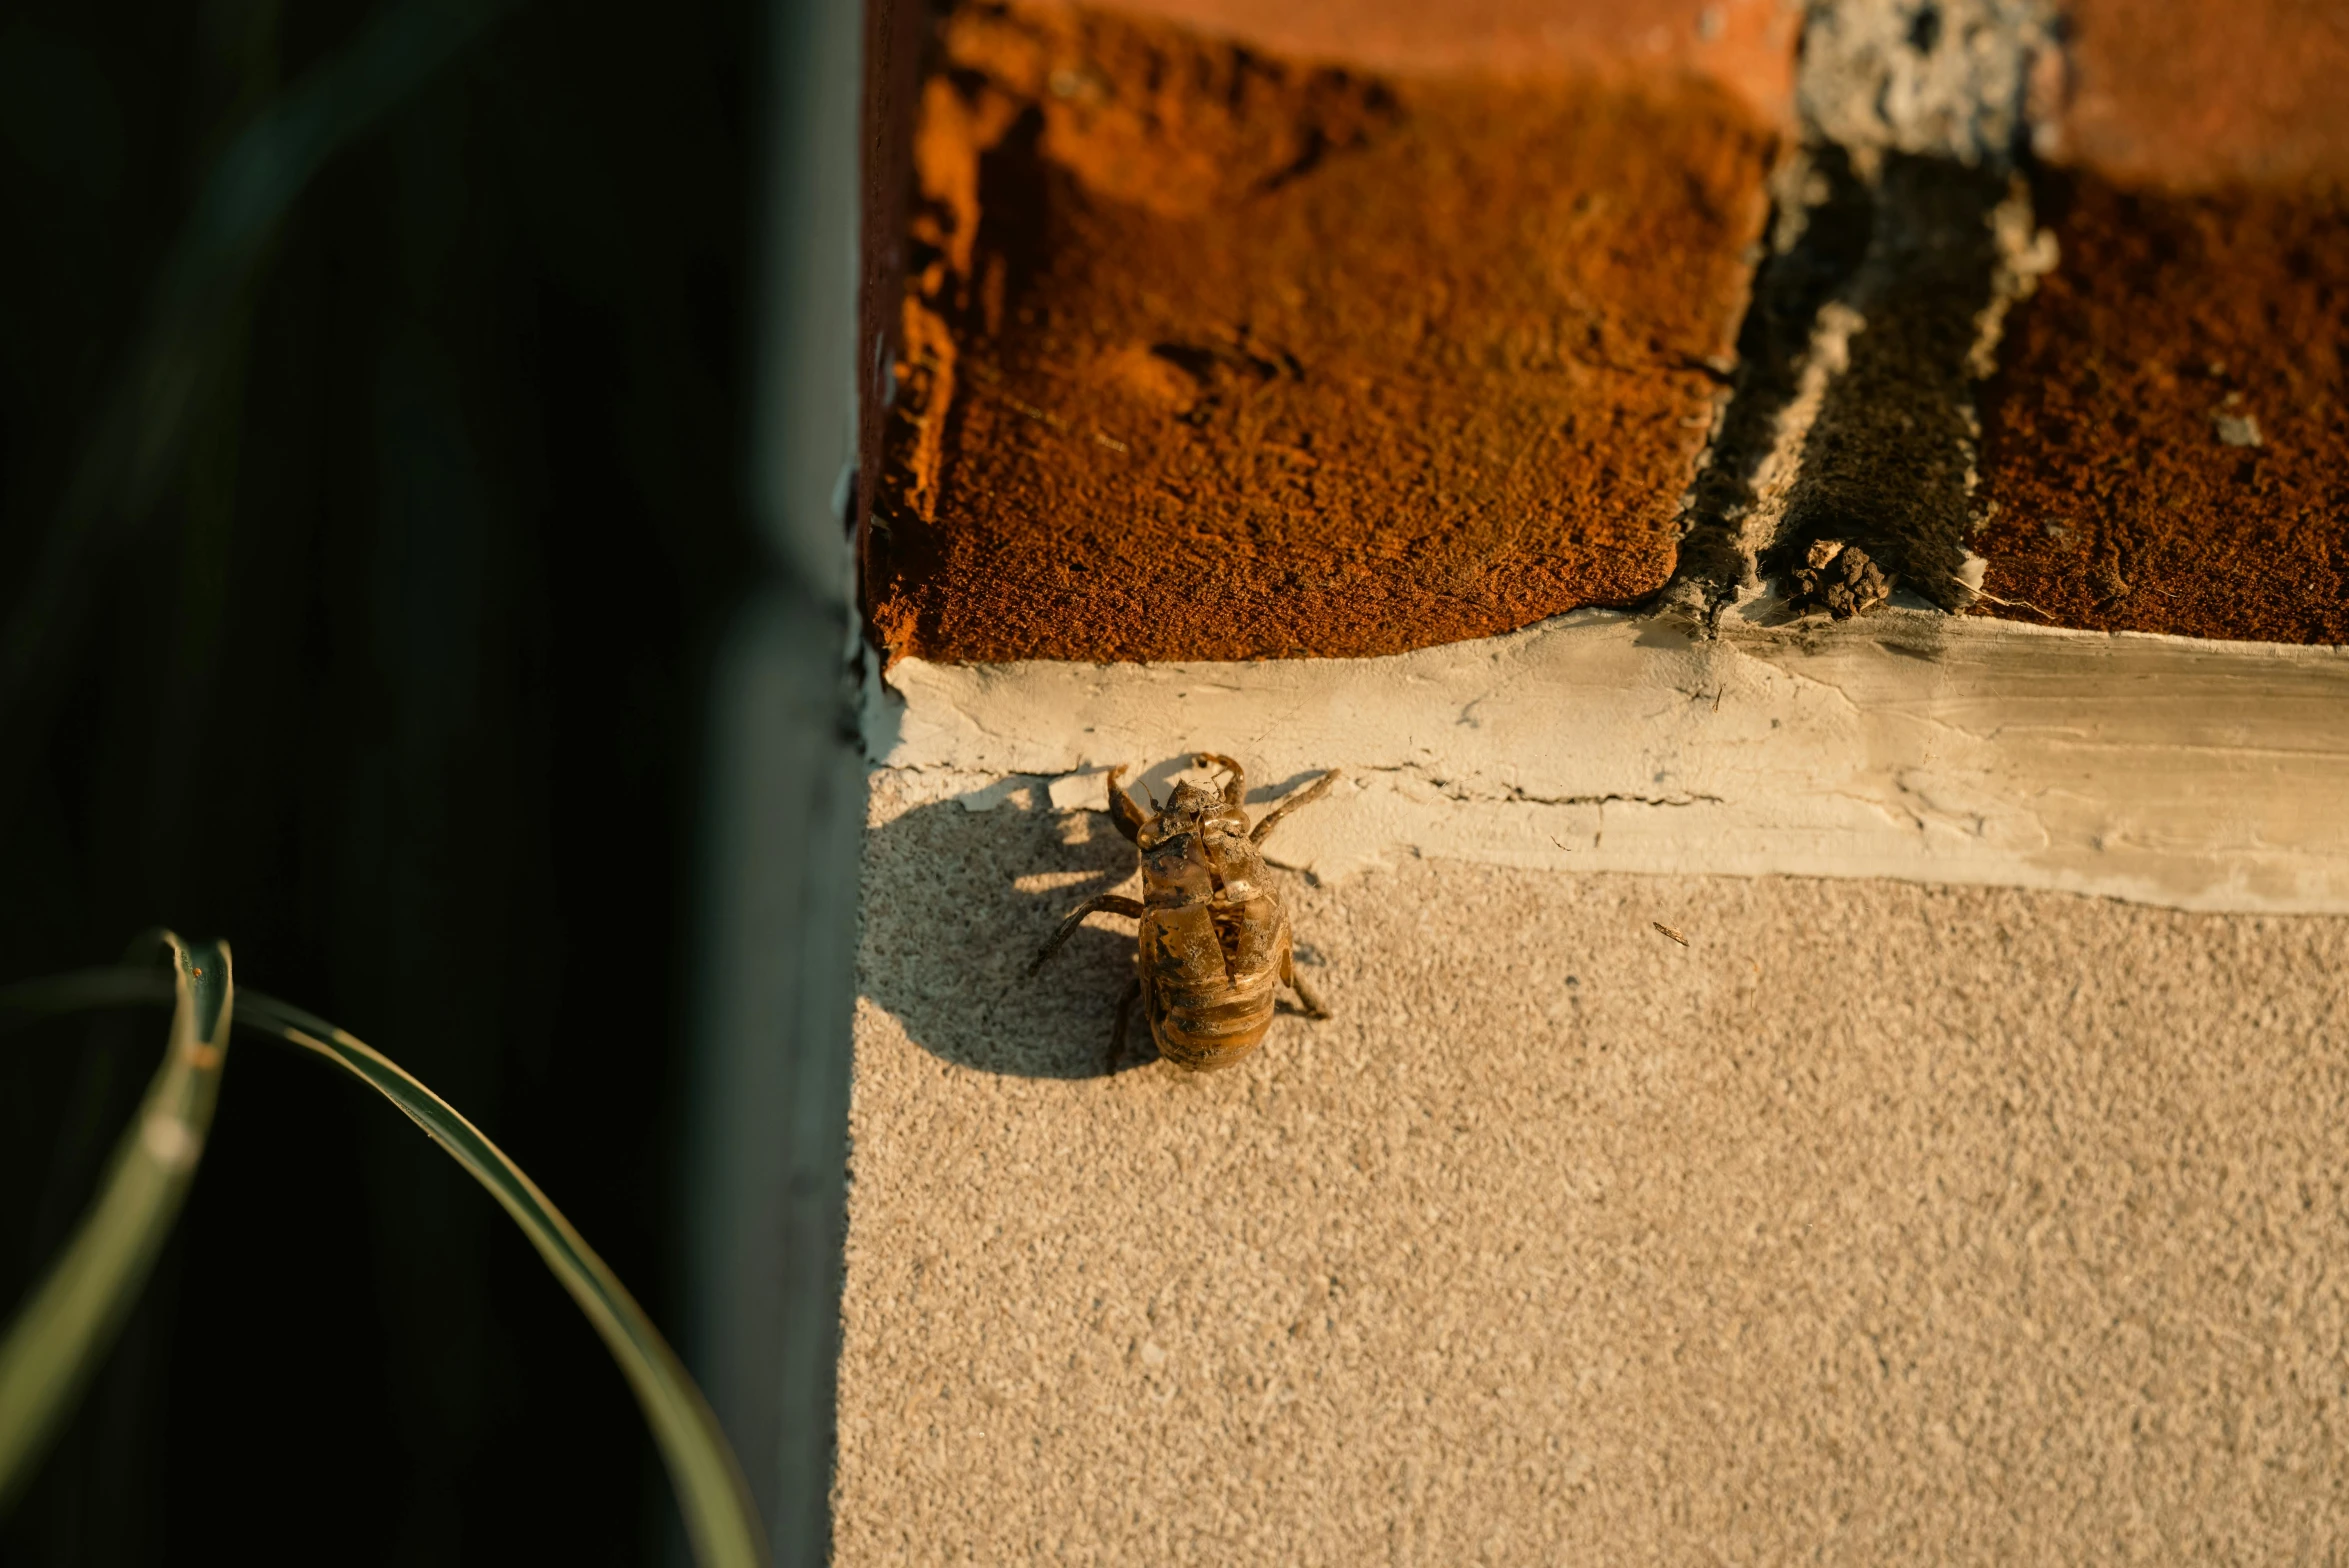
1347 762 1726 810
1508 789 1727 809
1665 0 2059 633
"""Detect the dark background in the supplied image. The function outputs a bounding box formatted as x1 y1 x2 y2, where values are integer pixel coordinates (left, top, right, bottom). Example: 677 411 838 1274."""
0 0 786 1560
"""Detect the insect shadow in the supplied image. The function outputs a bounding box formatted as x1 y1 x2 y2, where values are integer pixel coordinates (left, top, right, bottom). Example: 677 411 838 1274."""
860 772 1328 1080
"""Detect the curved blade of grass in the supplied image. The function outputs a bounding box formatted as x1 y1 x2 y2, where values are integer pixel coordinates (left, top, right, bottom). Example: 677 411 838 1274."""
0 932 231 1512
233 990 767 1568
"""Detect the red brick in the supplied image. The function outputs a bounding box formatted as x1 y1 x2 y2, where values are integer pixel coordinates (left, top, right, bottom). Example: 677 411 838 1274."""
2052 0 2349 189
1038 0 1798 108
1974 0 2349 644
861 1 1789 663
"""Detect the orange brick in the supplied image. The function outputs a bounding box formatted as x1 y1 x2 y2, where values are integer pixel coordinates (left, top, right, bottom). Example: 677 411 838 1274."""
860 1 1791 662
1974 0 2349 644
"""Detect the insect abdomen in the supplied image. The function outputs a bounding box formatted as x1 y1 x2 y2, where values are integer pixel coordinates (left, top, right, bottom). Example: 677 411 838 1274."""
1151 976 1276 1071
1142 899 1285 1071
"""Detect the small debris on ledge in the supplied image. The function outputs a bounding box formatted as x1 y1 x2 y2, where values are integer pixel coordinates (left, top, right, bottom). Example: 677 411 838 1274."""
2213 409 2263 448
1787 538 1893 618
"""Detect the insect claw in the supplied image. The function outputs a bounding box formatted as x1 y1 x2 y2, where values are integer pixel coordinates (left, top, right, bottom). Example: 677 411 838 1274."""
1104 765 1147 842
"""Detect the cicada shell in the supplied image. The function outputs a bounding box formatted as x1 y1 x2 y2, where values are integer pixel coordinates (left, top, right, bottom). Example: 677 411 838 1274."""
1030 753 1337 1070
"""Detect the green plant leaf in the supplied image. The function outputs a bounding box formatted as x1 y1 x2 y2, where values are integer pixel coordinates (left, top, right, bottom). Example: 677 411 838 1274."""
0 931 230 1512
233 990 768 1568
1 957 767 1567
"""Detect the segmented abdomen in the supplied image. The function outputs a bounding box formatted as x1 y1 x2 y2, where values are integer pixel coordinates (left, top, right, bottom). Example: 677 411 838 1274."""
1141 897 1285 1071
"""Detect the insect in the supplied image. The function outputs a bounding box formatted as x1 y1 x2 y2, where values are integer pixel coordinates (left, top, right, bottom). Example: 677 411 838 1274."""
1029 753 1339 1071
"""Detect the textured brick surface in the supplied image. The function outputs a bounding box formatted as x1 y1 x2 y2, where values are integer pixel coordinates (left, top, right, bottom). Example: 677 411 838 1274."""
1974 0 2349 644
2052 0 2349 188
1010 0 1801 99
861 1 1785 663
864 0 2349 658
1974 177 2349 643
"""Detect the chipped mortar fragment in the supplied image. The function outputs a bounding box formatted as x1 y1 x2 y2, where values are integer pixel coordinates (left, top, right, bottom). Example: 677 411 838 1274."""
2214 411 2264 448
1787 539 1894 618
1045 769 1110 810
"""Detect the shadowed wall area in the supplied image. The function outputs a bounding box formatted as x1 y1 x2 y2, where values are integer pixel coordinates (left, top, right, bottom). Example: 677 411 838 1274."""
0 2 789 1561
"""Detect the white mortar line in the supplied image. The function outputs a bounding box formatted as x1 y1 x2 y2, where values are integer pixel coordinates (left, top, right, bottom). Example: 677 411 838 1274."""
864 606 2349 914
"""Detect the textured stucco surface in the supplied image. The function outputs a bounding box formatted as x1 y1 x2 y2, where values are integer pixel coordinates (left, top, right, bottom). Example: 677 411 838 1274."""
836 770 2349 1562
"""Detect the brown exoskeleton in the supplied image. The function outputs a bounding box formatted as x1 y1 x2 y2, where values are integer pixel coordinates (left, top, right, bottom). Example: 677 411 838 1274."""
1029 753 1338 1071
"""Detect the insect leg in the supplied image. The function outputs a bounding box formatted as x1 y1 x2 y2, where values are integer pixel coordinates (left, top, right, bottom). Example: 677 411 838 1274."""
1250 768 1342 846
1282 948 1333 1019
1028 894 1147 976
1194 752 1246 811
1107 975 1142 1070
1103 765 1148 843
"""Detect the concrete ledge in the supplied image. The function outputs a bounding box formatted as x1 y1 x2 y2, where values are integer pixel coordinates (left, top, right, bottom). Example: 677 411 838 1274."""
838 795 2349 1559
867 604 2349 914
